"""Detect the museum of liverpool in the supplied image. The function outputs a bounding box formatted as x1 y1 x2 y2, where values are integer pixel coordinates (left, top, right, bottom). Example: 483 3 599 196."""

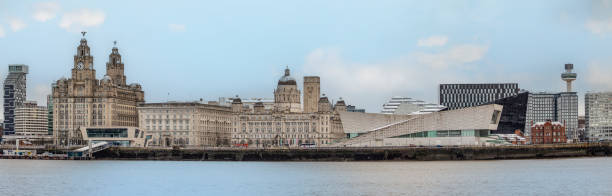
334 104 504 147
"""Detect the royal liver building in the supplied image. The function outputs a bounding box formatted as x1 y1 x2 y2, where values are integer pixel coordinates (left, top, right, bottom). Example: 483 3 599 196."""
52 33 144 146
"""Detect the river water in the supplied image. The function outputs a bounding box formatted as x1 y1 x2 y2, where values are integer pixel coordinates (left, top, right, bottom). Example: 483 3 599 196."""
0 157 610 196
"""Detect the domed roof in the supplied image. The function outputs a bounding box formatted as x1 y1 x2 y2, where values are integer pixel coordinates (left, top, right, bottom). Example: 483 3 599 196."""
102 75 112 82
319 94 330 103
232 95 242 104
278 67 296 85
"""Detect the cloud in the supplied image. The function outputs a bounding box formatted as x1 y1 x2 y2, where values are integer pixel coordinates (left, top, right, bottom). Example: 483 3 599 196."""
0 26 4 38
59 9 105 32
33 2 61 22
417 35 448 47
586 61 612 90
585 0 612 35
27 84 52 106
303 43 489 112
168 24 186 32
585 18 612 35
414 44 488 69
8 18 27 32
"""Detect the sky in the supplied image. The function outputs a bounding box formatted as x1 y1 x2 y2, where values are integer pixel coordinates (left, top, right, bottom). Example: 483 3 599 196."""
0 0 611 116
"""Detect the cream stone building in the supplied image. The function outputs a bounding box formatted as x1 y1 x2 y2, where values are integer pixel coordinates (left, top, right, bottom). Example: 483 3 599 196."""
231 67 344 148
14 101 48 136
138 102 233 147
274 67 302 113
52 34 144 146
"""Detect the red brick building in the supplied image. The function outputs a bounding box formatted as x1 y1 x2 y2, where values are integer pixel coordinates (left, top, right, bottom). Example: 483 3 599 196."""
531 120 567 144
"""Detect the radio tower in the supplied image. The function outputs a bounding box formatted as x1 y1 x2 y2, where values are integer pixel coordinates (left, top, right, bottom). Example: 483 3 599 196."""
561 63 577 92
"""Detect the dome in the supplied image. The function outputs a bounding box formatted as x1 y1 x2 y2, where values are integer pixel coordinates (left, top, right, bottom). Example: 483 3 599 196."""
102 75 112 82
318 96 330 103
232 95 242 104
129 83 140 88
278 67 297 85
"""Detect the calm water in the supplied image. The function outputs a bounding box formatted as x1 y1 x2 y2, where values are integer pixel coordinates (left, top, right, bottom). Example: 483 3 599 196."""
0 158 611 196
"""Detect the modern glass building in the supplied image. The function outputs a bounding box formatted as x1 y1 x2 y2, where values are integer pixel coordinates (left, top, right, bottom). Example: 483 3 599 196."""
439 83 519 110
3 64 28 136
585 92 612 141
485 92 528 134
525 92 578 141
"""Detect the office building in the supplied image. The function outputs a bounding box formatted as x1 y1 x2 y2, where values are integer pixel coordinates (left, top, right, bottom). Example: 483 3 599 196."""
525 92 578 141
585 92 612 141
47 94 53 136
439 83 519 110
485 92 528 134
138 102 233 147
3 64 29 136
14 101 48 136
52 34 144 146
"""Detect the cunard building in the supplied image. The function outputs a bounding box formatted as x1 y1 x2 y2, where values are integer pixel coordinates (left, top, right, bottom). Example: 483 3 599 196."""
52 33 144 146
231 67 345 147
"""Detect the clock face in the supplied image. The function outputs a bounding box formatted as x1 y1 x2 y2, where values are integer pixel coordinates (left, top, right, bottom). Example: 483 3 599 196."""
77 62 84 70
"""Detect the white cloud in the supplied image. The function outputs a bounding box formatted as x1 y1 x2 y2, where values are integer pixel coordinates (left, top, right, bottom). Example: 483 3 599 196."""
27 84 52 106
8 18 27 32
303 43 489 112
59 9 105 32
585 18 612 35
585 0 612 35
586 61 612 90
33 2 61 22
417 35 448 47
0 26 5 38
414 44 488 69
168 24 186 32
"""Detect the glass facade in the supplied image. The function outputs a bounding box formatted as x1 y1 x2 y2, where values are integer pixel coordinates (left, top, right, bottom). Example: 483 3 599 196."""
585 92 612 141
86 128 128 138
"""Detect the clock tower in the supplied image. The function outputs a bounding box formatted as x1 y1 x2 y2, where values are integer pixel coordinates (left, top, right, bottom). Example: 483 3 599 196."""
106 41 126 86
72 31 96 81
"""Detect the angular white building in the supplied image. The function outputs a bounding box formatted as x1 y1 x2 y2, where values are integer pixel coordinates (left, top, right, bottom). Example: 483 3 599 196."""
335 104 504 147
381 96 446 115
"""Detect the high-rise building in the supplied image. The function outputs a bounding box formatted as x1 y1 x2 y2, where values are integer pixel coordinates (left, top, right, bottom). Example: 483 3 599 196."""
3 64 29 136
485 92 528 134
303 76 320 113
439 83 519 110
525 92 578 140
52 33 144 146
381 96 446 115
274 67 301 113
47 94 53 136
585 92 612 141
14 101 48 136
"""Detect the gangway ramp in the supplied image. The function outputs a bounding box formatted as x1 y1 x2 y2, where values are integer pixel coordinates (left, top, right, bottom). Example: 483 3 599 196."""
74 141 110 153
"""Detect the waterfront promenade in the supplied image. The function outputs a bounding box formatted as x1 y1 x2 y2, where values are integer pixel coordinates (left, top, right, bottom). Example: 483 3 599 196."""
3 143 609 161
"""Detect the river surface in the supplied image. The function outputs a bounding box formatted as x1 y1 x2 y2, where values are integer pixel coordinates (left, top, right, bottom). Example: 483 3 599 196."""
0 157 610 196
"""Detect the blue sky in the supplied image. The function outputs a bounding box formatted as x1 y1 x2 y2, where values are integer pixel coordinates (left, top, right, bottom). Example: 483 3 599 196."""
0 0 611 115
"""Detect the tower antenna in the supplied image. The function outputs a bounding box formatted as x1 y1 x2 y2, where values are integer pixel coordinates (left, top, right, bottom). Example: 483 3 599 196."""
81 31 87 37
